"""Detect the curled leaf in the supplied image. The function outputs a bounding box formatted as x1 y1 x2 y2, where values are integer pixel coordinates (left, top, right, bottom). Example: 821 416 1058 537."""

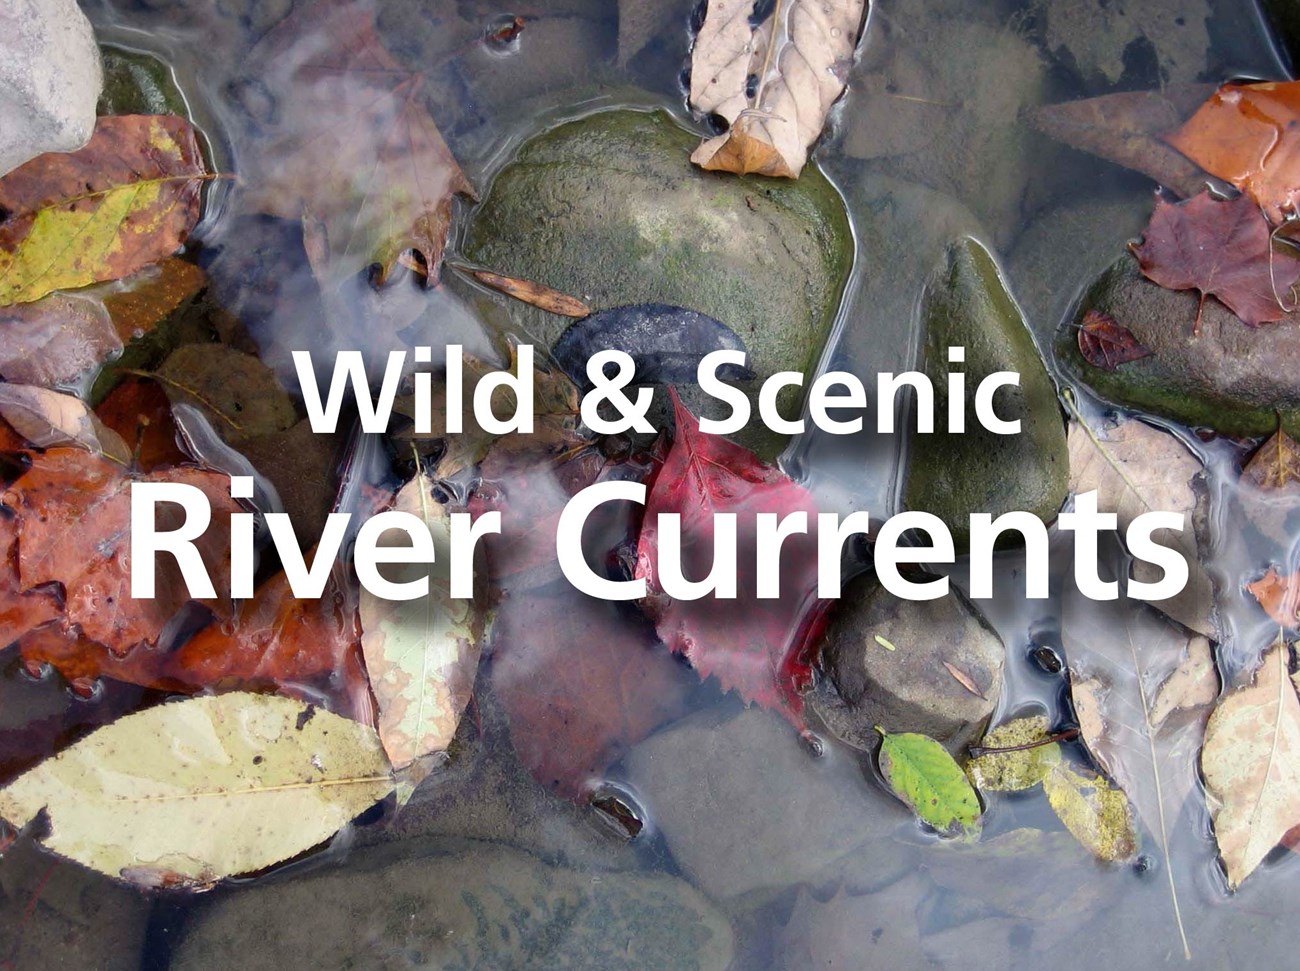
688 0 867 177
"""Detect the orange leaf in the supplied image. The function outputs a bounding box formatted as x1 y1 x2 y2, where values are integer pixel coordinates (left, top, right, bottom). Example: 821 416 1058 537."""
1247 566 1300 628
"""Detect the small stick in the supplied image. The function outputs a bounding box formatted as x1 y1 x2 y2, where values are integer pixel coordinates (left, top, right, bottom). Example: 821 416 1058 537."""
968 728 1079 759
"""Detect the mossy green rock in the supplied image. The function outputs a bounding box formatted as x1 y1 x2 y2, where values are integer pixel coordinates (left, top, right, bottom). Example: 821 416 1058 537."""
904 237 1068 546
1058 254 1300 437
97 46 189 117
464 108 852 458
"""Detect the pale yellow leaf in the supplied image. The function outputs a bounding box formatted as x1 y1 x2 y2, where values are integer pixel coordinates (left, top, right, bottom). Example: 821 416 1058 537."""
0 693 394 886
0 384 130 463
1043 762 1137 863
688 0 867 177
1150 634 1219 728
1202 638 1300 889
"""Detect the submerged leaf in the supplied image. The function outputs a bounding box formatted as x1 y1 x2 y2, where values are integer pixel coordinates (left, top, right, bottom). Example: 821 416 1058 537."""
966 715 1062 792
241 0 474 286
1129 192 1300 329
0 115 208 306
1067 414 1213 636
1243 427 1300 492
359 472 482 783
878 729 982 836
1043 762 1138 863
0 385 130 464
1248 567 1300 629
461 267 591 318
1201 637 1300 889
0 693 394 886
688 0 867 177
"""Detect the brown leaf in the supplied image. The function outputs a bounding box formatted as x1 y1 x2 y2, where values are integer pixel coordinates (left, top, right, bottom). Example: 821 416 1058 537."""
0 115 209 306
1243 426 1300 491
1028 86 1218 198
94 377 186 472
0 513 60 648
462 267 591 318
154 343 298 444
1167 81 1300 223
943 660 986 699
689 0 867 177
240 0 475 286
0 385 132 464
1130 191 1300 329
1247 566 1300 628
1076 310 1153 370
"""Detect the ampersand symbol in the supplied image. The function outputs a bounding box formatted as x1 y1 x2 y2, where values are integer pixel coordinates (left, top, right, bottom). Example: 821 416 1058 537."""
581 350 655 434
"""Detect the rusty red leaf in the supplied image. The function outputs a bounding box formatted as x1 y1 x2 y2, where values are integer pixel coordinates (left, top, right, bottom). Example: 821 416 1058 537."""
1077 310 1153 370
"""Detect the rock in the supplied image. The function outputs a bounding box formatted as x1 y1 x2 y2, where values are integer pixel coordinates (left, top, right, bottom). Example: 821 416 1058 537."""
97 44 189 117
171 839 734 971
623 705 913 901
1035 0 1210 88
775 876 935 970
838 11 1055 248
0 837 149 971
1057 254 1300 438
812 575 1004 755
0 0 102 177
903 237 1070 546
464 108 853 458
1007 193 1152 343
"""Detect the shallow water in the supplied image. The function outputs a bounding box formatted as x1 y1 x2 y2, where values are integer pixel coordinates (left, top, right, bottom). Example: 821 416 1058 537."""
3 0 1300 968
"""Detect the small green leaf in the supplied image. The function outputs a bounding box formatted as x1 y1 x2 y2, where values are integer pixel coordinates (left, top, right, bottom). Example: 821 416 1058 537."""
879 730 982 836
966 715 1062 792
1043 762 1137 863
874 634 898 652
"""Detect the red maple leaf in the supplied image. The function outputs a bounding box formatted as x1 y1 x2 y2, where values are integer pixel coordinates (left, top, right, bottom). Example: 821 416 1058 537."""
634 390 831 727
491 586 694 800
1077 310 1153 370
1129 191 1300 330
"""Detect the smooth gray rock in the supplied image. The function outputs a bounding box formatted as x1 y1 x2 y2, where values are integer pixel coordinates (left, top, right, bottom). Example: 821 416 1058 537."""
903 237 1070 547
172 839 734 971
624 706 912 901
1057 253 1300 438
464 108 853 459
0 0 102 177
813 575 1004 755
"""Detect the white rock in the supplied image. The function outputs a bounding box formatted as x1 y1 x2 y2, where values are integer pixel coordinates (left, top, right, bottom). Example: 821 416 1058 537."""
0 0 102 177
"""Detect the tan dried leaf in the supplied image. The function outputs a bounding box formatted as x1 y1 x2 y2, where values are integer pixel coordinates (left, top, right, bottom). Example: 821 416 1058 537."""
1149 635 1219 728
0 385 130 463
689 0 866 177
1202 638 1300 889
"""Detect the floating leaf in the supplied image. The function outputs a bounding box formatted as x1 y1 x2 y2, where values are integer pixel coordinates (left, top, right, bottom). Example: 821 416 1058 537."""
1129 192 1300 330
1076 310 1153 371
1067 413 1213 636
966 715 1062 792
878 729 982 836
0 115 208 306
1166 81 1300 223
1149 634 1219 728
460 267 591 318
154 344 298 444
0 385 130 464
359 472 483 786
1201 637 1300 889
1243 426 1300 492
1043 762 1138 863
240 0 474 286
688 0 867 177
0 693 394 886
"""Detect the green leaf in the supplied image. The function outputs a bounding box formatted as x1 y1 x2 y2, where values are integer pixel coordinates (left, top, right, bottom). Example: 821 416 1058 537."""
0 693 394 887
878 730 982 836
1043 762 1138 863
359 470 483 792
966 715 1062 792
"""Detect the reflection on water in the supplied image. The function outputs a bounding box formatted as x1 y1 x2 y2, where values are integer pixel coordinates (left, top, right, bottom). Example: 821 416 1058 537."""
3 0 1300 968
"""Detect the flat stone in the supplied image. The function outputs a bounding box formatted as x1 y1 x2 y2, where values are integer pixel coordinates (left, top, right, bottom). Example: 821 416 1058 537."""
623 705 912 901
813 575 1004 755
172 839 734 971
903 237 1069 546
0 0 102 177
1057 253 1300 438
464 108 852 459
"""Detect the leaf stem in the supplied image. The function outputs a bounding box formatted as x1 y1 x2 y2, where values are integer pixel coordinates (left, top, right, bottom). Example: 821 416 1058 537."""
968 728 1078 758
